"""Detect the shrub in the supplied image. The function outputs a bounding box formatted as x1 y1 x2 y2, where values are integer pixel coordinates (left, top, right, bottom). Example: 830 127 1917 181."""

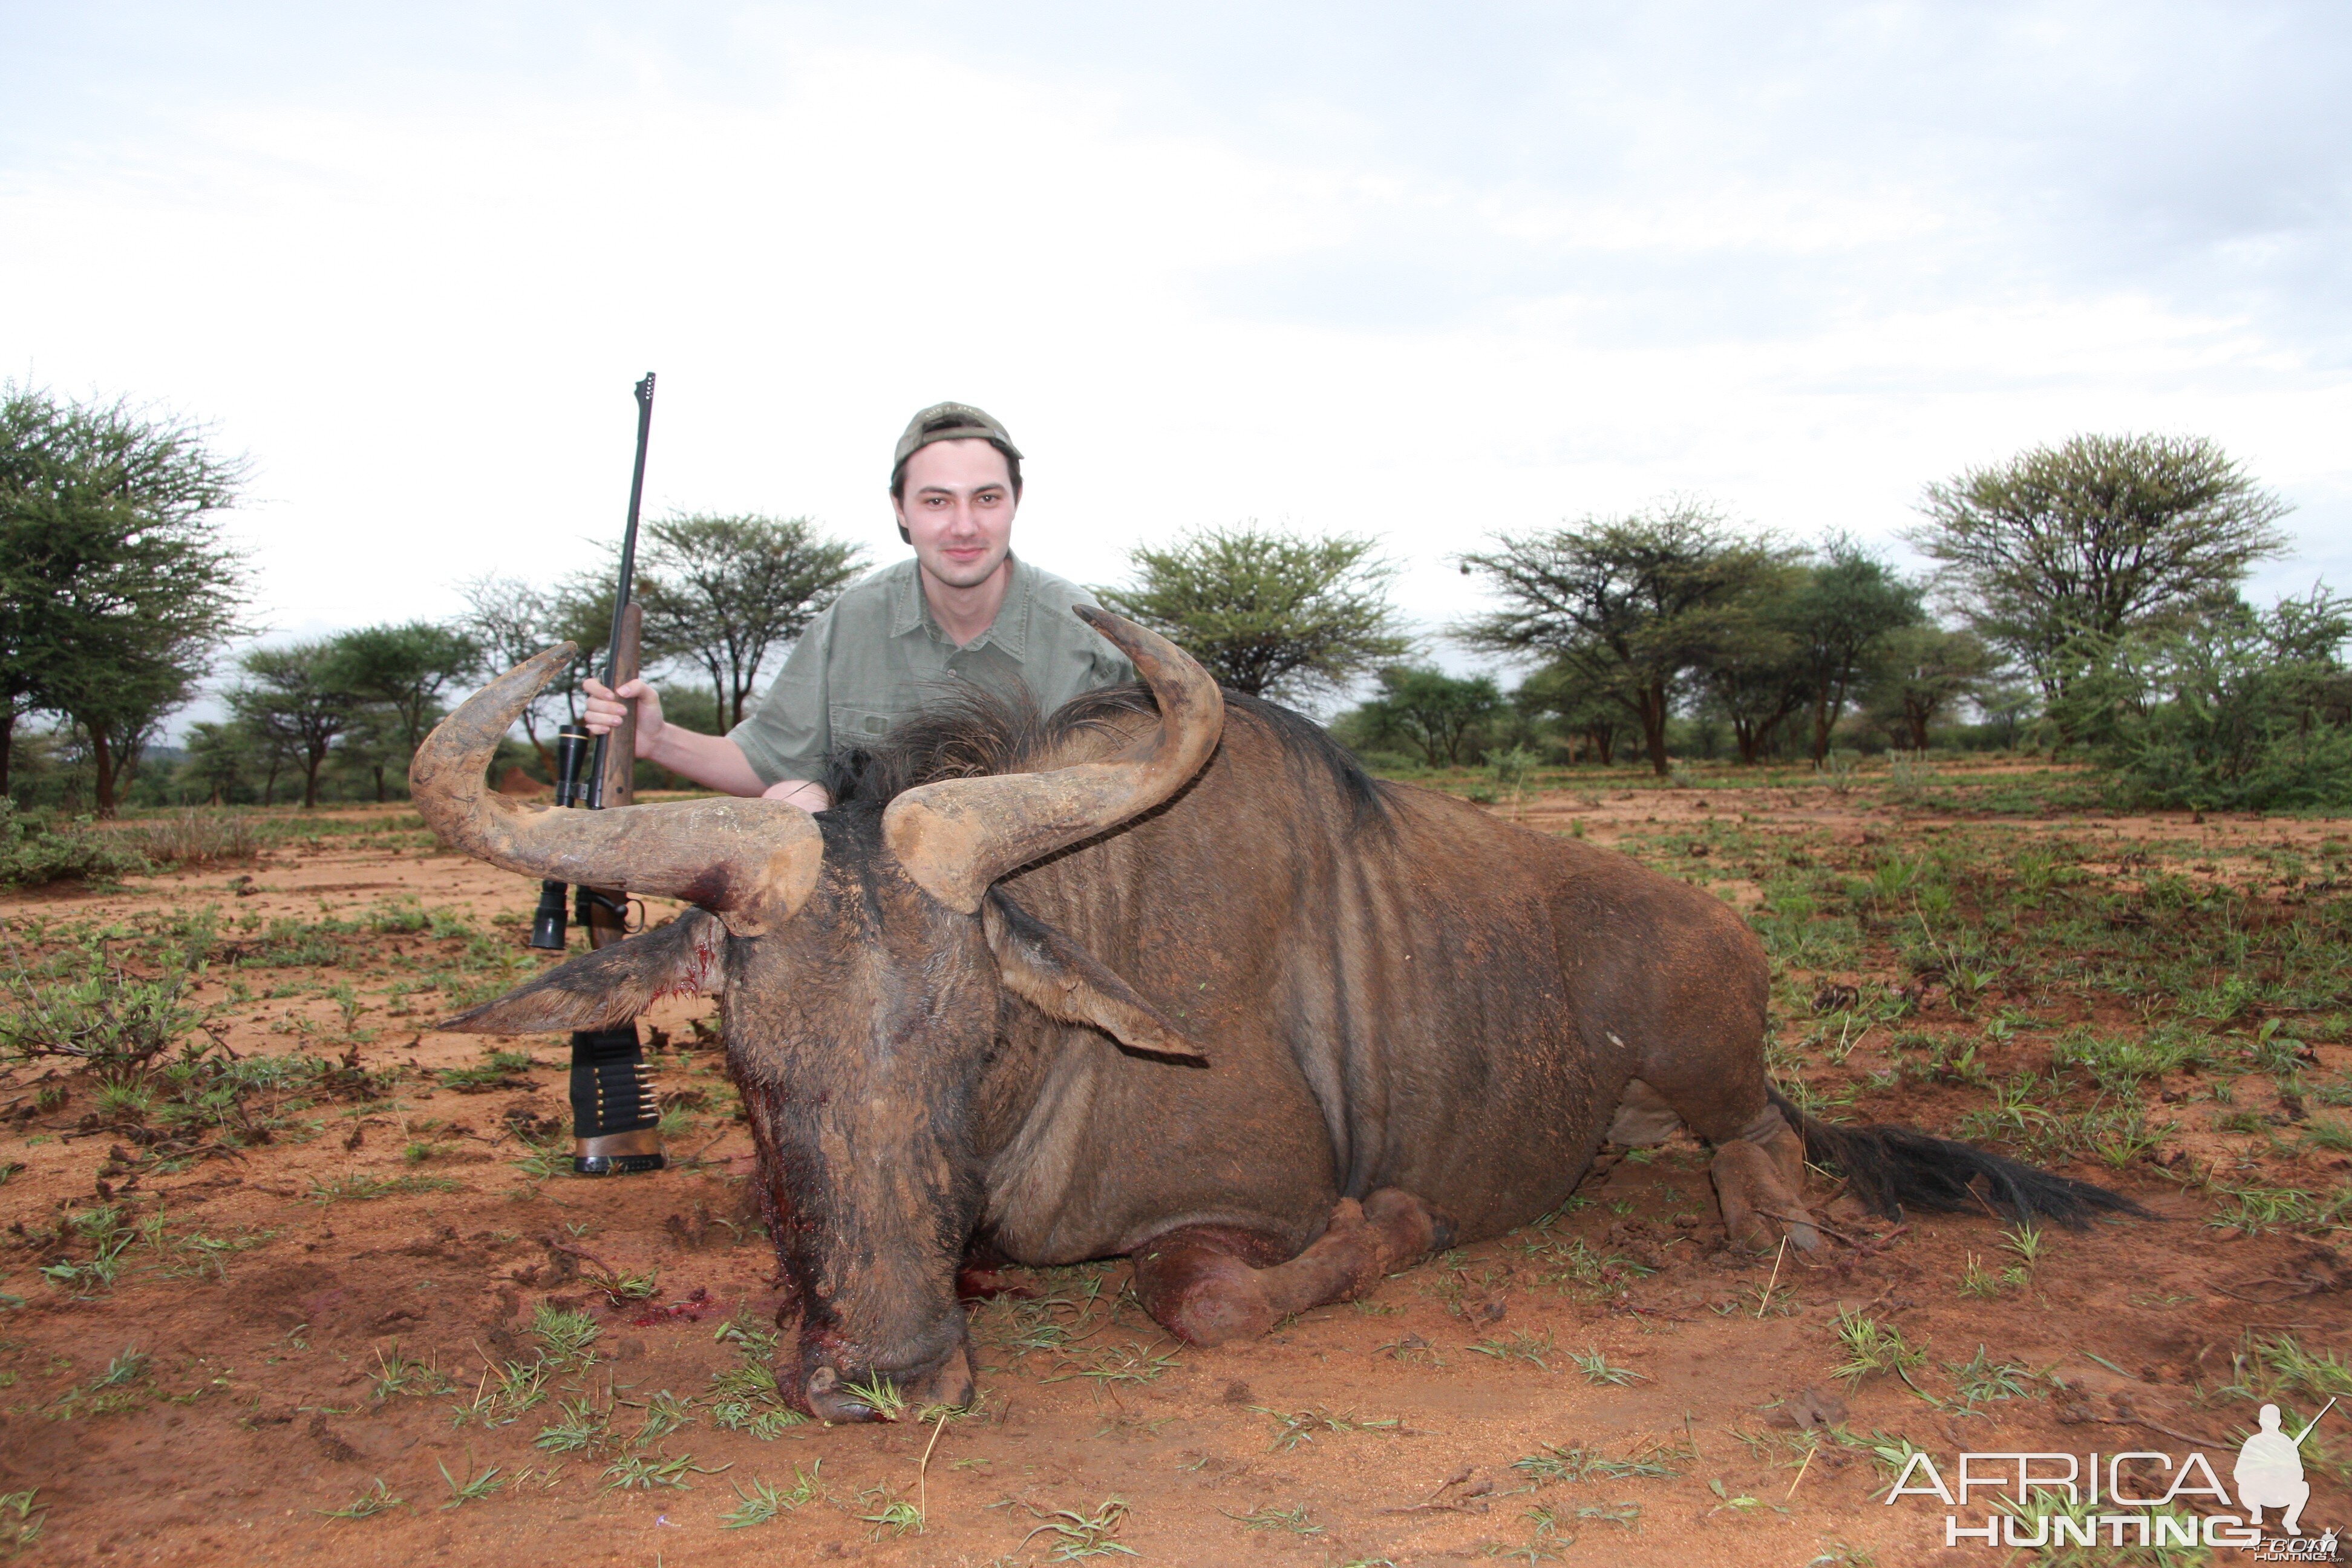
0 962 202 1080
126 811 269 868
2058 590 2352 811
0 802 153 889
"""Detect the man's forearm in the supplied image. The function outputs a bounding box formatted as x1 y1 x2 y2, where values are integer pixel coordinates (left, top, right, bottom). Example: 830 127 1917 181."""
644 725 772 798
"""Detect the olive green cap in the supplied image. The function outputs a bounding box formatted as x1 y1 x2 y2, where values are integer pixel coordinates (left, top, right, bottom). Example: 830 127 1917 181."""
891 402 1024 480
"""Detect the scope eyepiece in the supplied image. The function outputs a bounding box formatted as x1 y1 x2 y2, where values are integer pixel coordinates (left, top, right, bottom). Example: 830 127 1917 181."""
529 877 570 950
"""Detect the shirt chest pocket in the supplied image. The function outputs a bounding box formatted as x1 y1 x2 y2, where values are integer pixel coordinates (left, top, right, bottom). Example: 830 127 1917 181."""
831 704 897 742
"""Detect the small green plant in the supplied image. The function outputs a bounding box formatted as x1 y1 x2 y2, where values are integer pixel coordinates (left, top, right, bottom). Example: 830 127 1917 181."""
1501 1504 1568 1563
719 1463 823 1528
318 1478 402 1520
1043 1341 1180 1387
512 1135 569 1180
1945 1347 2032 1408
369 1345 448 1401
437 1048 535 1091
436 1458 503 1509
1867 1434 1932 1501
305 1172 461 1203
531 1302 600 1365
534 1397 612 1454
601 1450 725 1492
2219 1331 2352 1404
707 1354 807 1436
1957 1253 2013 1299
841 1373 907 1421
1018 1497 1137 1559
452 1358 550 1428
0 1488 42 1555
1832 1311 1927 1388
1706 1477 1783 1517
38 1207 139 1295
1568 1346 1645 1387
1220 1501 1322 1535
630 1389 695 1445
2207 1181 2345 1235
1512 1441 1681 1485
1469 1328 1558 1370
45 1346 154 1419
93 1080 155 1121
581 1264 661 1308
1253 1406 1400 1452
853 1483 922 1538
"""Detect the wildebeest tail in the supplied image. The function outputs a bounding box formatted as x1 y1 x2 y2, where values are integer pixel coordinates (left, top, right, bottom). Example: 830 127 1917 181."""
1765 1086 2148 1229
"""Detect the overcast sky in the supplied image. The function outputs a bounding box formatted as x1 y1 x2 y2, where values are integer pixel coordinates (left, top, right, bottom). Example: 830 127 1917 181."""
6 2 2348 712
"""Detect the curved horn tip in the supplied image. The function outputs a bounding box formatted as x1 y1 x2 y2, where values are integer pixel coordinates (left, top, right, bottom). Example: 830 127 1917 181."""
1072 605 1148 652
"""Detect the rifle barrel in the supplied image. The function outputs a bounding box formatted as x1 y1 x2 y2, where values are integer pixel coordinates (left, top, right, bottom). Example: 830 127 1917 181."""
588 371 656 809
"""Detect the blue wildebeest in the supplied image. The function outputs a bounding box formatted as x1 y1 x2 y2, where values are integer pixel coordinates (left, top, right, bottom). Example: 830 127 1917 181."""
411 611 2131 1420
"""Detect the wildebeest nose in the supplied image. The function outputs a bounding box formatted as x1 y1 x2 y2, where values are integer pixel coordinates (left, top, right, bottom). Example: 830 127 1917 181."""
803 1334 975 1423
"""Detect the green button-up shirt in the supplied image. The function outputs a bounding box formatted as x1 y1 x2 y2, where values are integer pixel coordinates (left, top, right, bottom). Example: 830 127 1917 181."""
728 555 1137 786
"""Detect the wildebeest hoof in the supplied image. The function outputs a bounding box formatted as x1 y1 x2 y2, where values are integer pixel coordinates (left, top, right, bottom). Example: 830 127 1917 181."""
1711 1139 1821 1253
1163 1253 1275 1347
1362 1187 1455 1262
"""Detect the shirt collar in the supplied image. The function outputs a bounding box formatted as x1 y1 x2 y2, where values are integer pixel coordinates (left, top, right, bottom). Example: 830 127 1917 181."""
890 552 1033 656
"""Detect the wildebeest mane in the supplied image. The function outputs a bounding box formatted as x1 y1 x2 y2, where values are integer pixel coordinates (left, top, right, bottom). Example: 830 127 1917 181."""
823 679 1393 834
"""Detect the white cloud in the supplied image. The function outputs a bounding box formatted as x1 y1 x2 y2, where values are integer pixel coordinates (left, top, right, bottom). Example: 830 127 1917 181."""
3 2 2347 729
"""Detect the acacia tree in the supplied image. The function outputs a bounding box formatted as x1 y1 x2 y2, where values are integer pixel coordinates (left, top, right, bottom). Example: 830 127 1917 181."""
1907 433 2288 705
455 575 570 772
1697 608 1807 763
1779 538 1924 761
0 385 247 810
1864 624 1994 750
230 642 363 808
325 621 480 763
178 719 254 806
1459 501 1789 776
1098 525 1413 705
1347 666 1501 766
1512 661 1628 765
634 514 864 730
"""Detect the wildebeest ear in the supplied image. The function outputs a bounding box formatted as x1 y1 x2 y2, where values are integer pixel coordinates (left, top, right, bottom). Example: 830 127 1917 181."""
982 891 1207 1066
437 909 725 1034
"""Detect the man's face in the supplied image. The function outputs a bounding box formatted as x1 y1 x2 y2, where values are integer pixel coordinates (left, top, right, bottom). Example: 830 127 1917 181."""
895 440 1016 591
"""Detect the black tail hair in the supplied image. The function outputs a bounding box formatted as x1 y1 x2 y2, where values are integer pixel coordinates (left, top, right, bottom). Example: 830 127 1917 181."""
1767 1086 2149 1230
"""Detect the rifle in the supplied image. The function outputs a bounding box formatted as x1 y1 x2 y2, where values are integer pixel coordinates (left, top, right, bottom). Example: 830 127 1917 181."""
529 371 656 953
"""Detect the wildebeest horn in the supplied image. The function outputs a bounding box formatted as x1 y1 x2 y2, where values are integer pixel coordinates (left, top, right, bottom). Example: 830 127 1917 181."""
883 607 1224 913
408 644 824 936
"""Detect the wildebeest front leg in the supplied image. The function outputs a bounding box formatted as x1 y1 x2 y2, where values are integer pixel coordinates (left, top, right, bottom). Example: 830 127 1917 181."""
1132 1189 1455 1347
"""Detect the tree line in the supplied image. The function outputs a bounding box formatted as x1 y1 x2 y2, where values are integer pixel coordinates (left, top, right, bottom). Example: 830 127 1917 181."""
162 511 865 812
1107 434 2344 811
2 383 869 812
6 377 2342 816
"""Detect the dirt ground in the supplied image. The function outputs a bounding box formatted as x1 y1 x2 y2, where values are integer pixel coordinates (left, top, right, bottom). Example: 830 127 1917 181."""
2 765 2346 1566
